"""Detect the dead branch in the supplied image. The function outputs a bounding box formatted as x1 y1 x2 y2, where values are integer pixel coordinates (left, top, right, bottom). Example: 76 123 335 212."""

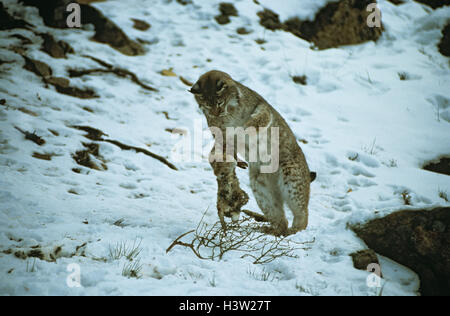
71 125 177 171
104 139 177 170
14 126 45 145
68 55 158 92
166 215 314 264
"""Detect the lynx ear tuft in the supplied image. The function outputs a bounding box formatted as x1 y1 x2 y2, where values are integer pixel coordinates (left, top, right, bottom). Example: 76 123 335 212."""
189 83 201 94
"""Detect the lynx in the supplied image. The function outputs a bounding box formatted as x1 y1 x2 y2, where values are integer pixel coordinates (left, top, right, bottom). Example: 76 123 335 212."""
190 70 313 236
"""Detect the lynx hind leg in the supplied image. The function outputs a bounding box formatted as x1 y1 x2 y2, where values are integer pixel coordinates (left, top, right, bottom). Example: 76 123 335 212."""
280 166 310 234
250 170 288 236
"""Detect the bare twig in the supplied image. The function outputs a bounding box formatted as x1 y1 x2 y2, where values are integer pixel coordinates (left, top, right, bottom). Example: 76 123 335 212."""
14 126 45 145
71 125 177 171
166 216 314 264
69 55 158 92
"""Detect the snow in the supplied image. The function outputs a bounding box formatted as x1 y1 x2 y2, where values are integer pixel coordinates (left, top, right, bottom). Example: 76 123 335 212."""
0 0 449 296
257 0 340 21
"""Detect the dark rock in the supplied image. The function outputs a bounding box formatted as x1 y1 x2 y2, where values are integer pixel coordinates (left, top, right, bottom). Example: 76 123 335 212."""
438 22 450 57
352 207 450 296
41 33 74 58
46 76 70 88
22 56 98 99
423 157 450 176
53 84 98 99
292 75 307 85
215 2 238 25
387 0 406 4
23 56 53 78
20 0 144 56
258 0 383 50
257 9 283 31
215 15 230 25
219 3 238 17
131 18 151 31
176 0 192 5
80 3 145 56
0 2 33 30
236 27 252 35
350 249 380 271
414 0 450 9
20 0 73 28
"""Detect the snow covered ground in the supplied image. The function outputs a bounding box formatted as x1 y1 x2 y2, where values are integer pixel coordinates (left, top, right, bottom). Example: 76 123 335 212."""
0 0 449 296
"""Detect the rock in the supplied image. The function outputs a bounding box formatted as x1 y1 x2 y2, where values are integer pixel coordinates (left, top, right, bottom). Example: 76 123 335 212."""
236 27 252 35
257 9 282 31
131 18 151 31
20 0 145 56
80 3 145 56
438 22 450 57
215 2 238 25
352 207 450 296
219 3 238 17
176 0 192 5
22 56 53 78
414 0 450 9
387 0 406 4
423 157 450 176
20 0 73 28
46 77 70 88
0 2 33 30
215 15 230 25
350 249 380 271
41 33 74 58
258 0 383 50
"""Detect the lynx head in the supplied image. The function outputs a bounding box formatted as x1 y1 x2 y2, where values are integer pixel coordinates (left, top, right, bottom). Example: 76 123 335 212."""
189 70 239 117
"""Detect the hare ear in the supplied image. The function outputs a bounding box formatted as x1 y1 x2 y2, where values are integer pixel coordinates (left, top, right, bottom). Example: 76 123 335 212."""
216 80 226 94
189 83 201 94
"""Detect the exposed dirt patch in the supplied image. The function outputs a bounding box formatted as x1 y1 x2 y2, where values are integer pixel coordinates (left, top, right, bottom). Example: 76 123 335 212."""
257 0 383 50
352 207 450 296
423 156 450 176
215 2 238 25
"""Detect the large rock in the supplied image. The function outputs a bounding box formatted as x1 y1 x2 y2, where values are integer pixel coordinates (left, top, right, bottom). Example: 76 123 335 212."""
258 0 383 50
20 0 144 56
0 2 32 30
352 207 450 296
414 0 450 9
438 22 450 57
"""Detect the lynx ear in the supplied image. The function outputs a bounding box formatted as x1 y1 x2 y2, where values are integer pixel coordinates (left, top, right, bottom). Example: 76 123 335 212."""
189 83 201 94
